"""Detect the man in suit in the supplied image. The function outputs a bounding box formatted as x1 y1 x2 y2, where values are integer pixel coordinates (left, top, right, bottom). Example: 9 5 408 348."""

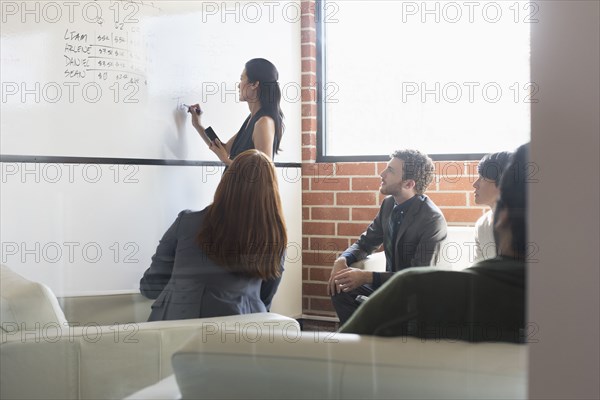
328 149 447 324
339 144 529 342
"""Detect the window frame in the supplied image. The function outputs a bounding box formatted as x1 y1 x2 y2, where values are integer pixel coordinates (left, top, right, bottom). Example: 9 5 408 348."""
315 0 496 163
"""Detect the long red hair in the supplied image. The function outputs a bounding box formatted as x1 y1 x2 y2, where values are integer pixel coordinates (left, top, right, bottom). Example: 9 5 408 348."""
197 149 287 280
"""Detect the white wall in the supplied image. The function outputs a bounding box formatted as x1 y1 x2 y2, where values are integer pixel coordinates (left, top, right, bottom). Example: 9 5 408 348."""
529 1 600 398
0 1 303 318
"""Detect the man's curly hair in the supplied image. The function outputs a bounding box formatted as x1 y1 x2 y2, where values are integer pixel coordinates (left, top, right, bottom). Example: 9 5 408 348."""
391 149 435 195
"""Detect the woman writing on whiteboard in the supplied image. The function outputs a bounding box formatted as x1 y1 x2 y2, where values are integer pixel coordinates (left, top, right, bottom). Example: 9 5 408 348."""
140 150 287 320
188 58 284 164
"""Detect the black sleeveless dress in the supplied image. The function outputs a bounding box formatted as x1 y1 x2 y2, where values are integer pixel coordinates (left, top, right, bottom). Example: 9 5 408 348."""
229 108 279 160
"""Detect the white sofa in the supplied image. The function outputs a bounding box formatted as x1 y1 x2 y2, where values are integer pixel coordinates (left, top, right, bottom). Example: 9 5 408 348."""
124 226 526 400
0 265 299 400
125 329 526 400
437 226 481 269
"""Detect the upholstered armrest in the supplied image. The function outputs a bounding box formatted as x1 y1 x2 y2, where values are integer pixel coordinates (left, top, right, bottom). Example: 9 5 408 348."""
57 290 155 325
1 313 299 400
349 226 479 272
350 251 386 272
172 330 526 400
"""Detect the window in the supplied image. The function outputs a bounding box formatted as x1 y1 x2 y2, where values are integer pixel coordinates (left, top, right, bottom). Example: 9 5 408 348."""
317 0 533 161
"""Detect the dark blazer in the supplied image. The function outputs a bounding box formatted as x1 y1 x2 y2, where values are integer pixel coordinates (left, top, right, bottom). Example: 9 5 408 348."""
140 209 282 321
344 195 447 288
339 258 526 343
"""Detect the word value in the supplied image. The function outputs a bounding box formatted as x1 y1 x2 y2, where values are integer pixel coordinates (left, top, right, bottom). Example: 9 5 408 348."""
1 242 140 264
199 1 339 24
1 1 140 25
402 82 539 103
400 1 539 24
2 82 140 104
1 322 139 344
1 163 140 184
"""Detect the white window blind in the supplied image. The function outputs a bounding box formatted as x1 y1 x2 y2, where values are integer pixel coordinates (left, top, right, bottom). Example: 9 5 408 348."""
321 0 532 158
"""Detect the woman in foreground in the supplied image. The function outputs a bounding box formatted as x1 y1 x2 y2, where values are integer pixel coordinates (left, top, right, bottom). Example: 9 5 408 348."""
140 150 287 321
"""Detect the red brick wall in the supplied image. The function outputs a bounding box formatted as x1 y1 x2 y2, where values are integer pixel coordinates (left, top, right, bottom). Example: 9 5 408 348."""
300 1 487 317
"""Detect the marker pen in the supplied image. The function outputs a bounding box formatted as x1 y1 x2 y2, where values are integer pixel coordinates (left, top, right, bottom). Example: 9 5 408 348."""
182 104 202 115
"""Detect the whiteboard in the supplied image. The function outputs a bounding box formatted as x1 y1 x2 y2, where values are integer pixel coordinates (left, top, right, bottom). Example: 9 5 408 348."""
0 162 303 316
0 1 303 317
1 1 302 162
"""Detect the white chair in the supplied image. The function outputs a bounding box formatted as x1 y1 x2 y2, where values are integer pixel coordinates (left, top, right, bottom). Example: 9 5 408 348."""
0 265 299 399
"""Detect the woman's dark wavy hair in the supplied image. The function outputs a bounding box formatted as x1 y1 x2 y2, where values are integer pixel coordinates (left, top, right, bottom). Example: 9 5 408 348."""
494 143 529 259
245 58 285 154
478 151 513 186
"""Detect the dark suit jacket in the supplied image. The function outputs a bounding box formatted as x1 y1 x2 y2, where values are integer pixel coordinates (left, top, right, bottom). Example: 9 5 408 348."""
339 258 526 343
139 209 282 321
344 195 447 288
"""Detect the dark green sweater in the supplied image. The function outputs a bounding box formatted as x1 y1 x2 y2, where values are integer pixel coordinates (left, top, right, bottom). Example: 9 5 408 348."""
339 258 526 343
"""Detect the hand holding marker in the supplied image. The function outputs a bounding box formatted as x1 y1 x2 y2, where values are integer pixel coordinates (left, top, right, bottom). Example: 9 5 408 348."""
183 103 220 144
183 103 202 115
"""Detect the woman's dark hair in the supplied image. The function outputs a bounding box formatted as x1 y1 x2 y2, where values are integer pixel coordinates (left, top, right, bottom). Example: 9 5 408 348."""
478 151 513 186
197 150 287 280
245 58 285 154
494 144 529 259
